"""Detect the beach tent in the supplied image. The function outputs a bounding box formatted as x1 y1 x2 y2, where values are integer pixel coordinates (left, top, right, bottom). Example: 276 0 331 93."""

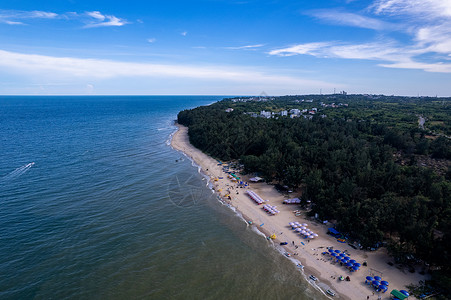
249 177 263 182
328 227 340 236
390 290 408 300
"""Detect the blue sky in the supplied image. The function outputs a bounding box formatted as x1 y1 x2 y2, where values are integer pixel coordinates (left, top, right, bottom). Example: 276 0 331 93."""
1 0 451 96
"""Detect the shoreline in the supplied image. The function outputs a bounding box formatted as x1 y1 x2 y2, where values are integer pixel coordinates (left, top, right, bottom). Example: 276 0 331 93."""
170 123 427 300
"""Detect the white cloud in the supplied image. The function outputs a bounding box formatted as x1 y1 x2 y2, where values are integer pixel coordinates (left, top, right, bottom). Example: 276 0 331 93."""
0 9 58 25
371 0 451 19
181 31 187 36
84 11 127 28
269 41 451 73
309 10 394 30
269 42 332 56
147 38 156 43
0 49 338 90
225 44 265 50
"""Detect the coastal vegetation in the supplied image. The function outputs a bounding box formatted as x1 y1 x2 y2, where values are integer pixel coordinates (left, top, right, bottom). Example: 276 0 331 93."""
177 94 451 297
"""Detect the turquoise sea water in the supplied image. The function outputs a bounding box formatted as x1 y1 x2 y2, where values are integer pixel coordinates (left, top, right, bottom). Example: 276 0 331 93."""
0 96 322 299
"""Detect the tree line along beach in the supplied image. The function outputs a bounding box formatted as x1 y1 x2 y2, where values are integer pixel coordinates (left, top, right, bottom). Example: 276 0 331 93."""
172 95 451 299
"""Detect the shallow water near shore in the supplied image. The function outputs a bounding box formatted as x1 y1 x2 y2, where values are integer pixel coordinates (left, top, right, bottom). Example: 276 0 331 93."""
0 96 323 299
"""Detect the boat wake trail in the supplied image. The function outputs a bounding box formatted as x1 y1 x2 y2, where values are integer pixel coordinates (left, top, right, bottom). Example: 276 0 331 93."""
1 162 35 182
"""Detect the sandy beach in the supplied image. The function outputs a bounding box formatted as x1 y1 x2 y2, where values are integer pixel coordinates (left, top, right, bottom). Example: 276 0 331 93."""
171 123 428 300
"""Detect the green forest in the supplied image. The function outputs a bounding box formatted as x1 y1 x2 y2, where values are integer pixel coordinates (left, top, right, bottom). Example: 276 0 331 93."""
177 94 451 296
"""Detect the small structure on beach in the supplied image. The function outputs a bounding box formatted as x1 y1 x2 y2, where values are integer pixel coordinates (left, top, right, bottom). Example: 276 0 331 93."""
390 289 408 299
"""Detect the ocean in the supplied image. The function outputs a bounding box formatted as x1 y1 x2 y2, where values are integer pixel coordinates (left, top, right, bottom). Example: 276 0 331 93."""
0 96 322 299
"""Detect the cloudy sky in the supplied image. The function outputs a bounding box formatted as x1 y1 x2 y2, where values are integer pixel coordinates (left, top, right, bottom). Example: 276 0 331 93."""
1 0 451 95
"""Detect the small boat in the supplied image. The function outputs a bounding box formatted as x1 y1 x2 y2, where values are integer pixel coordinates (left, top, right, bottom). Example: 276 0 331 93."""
326 289 335 296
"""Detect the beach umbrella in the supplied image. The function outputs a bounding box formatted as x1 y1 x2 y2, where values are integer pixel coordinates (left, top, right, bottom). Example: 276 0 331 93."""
374 276 382 281
301 223 308 226
346 262 353 267
331 252 337 257
379 285 388 290
334 250 341 253
380 281 389 286
313 233 318 237
328 249 334 252
366 276 373 281
400 290 409 296
343 257 350 261
349 259 356 264
308 235 315 239
352 266 359 271
289 222 294 226
295 228 302 232
372 280 380 286
339 253 345 257
300 226 306 230
353 263 361 267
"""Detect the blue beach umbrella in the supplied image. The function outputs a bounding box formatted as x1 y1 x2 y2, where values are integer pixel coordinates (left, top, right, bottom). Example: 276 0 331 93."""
366 276 373 281
372 280 380 286
374 276 382 281
400 290 409 296
334 250 341 253
339 253 345 257
381 281 389 286
349 259 356 264
346 262 353 267
353 263 361 267
352 266 359 271
379 285 388 290
331 252 337 257
343 256 350 261
340 258 347 263
328 248 334 252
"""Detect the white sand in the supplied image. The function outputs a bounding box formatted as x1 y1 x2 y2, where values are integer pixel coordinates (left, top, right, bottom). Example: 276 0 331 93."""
171 124 427 299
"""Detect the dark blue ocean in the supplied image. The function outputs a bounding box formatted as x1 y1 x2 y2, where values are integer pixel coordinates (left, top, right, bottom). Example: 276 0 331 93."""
0 96 321 299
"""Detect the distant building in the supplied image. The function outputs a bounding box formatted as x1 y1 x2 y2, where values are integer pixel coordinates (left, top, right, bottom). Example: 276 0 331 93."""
225 108 234 113
260 110 272 118
289 108 300 115
280 110 288 116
